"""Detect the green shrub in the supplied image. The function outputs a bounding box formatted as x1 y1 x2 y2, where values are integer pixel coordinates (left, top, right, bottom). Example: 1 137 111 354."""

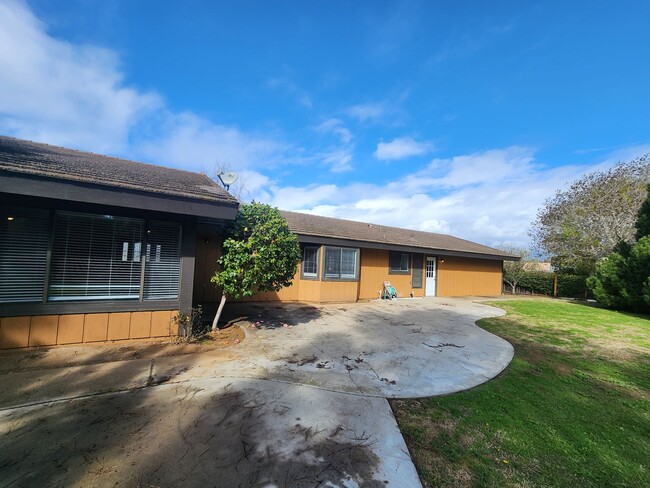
556 273 588 298
587 236 650 313
517 270 554 295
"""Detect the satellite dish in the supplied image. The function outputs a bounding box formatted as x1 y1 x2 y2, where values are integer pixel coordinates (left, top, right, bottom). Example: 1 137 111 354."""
216 171 239 190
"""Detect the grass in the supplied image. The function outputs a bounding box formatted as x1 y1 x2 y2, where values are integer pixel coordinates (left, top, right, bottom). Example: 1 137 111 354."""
391 298 650 488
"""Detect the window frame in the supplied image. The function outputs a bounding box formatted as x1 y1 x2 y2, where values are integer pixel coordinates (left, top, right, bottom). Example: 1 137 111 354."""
389 251 411 275
48 211 145 302
300 245 321 280
0 205 187 317
322 246 360 281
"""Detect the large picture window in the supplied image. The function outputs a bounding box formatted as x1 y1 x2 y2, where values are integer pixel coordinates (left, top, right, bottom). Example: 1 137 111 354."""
301 246 319 278
389 251 410 274
324 246 358 280
49 212 144 301
0 207 50 303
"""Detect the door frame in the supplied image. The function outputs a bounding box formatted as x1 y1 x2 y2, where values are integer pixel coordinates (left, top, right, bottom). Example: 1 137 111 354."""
425 256 437 297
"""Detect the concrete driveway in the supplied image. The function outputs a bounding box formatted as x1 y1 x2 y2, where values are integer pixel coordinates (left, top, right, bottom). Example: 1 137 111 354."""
0 298 513 487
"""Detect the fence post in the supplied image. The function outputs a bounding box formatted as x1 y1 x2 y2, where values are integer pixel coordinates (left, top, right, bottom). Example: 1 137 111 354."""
553 272 558 298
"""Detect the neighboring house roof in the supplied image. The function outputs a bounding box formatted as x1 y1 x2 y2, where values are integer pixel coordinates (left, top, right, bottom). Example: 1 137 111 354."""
523 261 553 272
281 210 519 260
0 135 238 206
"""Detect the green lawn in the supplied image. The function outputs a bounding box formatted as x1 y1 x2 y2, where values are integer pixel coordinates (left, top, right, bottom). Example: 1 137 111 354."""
391 299 650 488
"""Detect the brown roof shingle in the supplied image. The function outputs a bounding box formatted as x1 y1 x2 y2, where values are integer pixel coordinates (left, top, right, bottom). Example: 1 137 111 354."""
0 136 238 205
281 210 518 260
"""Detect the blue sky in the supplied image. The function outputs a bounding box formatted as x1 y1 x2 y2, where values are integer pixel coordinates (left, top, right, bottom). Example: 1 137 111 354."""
1 0 649 247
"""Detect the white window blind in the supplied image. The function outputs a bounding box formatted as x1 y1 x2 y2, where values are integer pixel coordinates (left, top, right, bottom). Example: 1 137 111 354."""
49 212 143 301
144 221 182 300
0 207 49 303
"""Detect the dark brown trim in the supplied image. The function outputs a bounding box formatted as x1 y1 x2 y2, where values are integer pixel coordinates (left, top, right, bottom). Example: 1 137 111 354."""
0 300 180 318
0 172 238 220
179 221 197 313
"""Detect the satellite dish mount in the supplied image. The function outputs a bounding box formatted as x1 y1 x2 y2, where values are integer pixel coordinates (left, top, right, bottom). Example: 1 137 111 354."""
216 171 239 191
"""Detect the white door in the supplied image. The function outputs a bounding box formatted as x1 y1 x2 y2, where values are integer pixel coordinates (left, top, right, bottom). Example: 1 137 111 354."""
425 257 437 296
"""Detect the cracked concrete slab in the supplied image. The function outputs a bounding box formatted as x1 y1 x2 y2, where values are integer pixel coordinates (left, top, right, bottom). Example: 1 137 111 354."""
1 378 419 487
0 297 513 487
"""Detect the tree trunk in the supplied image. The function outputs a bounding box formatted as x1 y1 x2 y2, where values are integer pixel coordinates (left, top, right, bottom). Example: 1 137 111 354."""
211 293 227 331
511 283 516 294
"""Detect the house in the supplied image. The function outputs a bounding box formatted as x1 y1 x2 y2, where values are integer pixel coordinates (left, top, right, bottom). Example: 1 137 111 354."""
522 261 553 273
224 210 518 303
0 136 238 349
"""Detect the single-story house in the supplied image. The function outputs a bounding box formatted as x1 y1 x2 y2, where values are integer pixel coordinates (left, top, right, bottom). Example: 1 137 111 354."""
232 211 518 303
0 136 238 349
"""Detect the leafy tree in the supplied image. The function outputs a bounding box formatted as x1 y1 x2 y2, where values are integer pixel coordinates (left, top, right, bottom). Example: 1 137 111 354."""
499 245 528 293
210 203 301 330
530 155 650 273
635 183 650 240
587 185 650 312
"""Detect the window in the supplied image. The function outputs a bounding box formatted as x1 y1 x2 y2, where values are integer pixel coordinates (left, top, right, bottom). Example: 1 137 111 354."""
0 208 184 306
144 221 182 300
301 246 319 278
324 246 358 280
0 207 50 303
412 254 423 288
389 251 410 273
49 212 144 301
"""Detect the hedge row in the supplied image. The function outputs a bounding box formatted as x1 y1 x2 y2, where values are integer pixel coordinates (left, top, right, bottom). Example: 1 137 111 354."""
506 271 589 298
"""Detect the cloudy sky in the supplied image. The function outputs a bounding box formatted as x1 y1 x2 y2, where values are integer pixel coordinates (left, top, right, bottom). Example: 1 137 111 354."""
1 0 649 247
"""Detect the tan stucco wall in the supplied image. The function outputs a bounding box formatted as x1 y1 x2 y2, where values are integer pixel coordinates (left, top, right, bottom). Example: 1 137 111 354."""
0 310 178 349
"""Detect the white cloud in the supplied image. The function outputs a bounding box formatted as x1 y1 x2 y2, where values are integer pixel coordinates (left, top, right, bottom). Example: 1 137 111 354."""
374 137 434 161
312 118 354 172
346 102 386 122
0 0 160 153
267 77 312 109
134 112 288 170
0 0 292 173
322 148 353 173
314 118 353 144
251 147 625 248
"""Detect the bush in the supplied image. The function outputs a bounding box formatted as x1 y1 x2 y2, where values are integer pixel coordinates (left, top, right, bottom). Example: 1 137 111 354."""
587 236 650 313
517 270 554 295
557 274 589 298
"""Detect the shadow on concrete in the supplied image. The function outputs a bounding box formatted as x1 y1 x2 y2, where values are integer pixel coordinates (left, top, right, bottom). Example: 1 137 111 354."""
0 303 403 487
217 301 325 330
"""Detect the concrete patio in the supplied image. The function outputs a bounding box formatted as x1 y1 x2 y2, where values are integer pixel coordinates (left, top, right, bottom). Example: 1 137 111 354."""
0 297 514 487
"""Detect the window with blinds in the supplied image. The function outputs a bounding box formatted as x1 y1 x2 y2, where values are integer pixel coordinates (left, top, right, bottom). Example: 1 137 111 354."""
49 212 144 301
144 221 182 300
0 207 50 303
323 246 358 279
301 246 319 278
389 251 410 273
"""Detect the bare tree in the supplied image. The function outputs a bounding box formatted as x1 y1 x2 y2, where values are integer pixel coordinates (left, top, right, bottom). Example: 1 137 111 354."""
499 245 530 294
530 155 650 273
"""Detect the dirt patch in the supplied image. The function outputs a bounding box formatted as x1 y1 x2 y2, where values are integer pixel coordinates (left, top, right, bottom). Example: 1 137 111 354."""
0 325 246 374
